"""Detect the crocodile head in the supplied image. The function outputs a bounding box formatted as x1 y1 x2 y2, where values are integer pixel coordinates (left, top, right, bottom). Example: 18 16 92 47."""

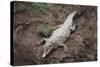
42 41 57 58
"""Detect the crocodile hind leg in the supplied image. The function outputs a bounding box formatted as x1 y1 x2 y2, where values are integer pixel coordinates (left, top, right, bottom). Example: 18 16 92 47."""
53 24 62 29
58 43 68 53
70 24 76 32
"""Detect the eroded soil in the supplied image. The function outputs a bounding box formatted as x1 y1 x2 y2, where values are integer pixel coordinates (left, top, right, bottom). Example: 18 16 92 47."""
13 3 97 66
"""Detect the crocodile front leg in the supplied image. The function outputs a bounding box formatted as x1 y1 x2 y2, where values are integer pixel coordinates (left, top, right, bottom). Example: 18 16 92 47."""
63 45 68 53
58 43 68 53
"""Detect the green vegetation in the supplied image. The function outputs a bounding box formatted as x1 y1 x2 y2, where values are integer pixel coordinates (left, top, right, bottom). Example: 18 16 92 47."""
13 2 53 14
14 2 26 13
32 3 53 14
37 25 58 38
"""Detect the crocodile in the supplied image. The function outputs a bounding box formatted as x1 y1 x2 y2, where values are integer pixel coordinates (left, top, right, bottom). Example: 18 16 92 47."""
41 11 77 58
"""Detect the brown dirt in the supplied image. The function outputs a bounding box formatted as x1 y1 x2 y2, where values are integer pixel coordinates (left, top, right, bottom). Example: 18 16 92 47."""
13 3 97 66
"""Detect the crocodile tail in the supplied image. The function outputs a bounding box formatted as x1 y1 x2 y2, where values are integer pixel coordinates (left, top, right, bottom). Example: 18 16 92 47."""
69 11 77 19
64 11 77 24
